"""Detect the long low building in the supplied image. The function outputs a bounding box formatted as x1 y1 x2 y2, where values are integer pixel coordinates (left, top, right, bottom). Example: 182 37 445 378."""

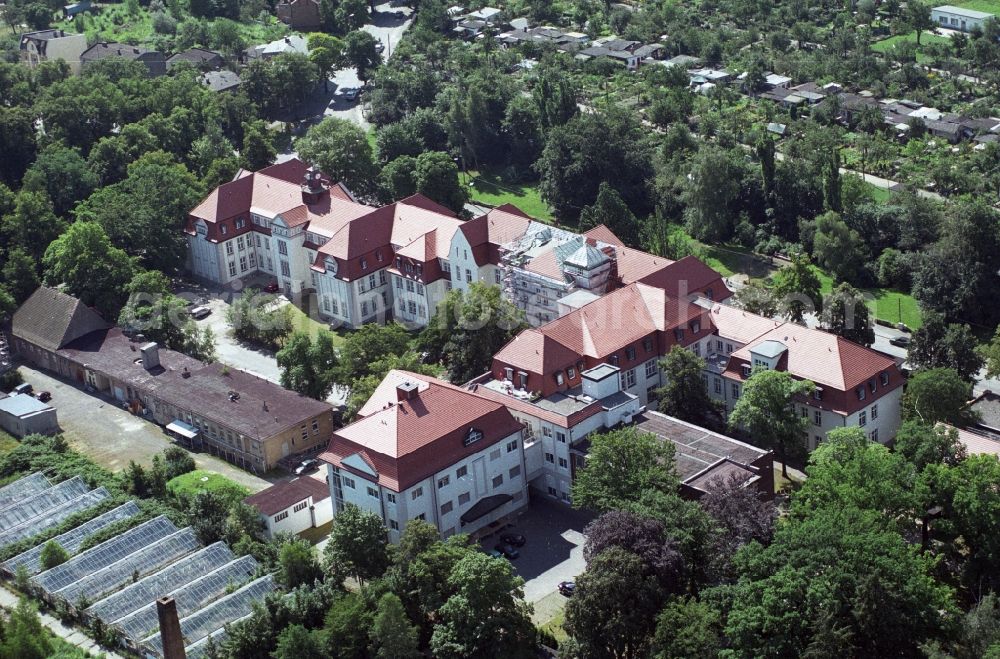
11 287 333 472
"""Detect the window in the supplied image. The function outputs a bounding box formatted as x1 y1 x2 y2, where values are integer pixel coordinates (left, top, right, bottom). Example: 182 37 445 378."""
716 340 724 352
509 465 521 478
492 474 503 488
220 224 228 236
458 492 471 505
859 410 867 427
386 493 396 503
801 407 808 418
301 425 308 441
490 448 501 461
555 372 564 386
645 359 657 378
555 432 566 444
558 457 568 469
543 426 552 437
312 419 319 433
367 486 379 498
236 217 245 229
465 269 472 283
568 367 576 380
406 279 414 292
871 404 878 420
814 410 822 426
411 487 423 500
506 439 518 453
674 328 685 341
293 501 308 513
626 346 636 361
869 378 877 393
881 371 890 386
495 270 502 283
361 258 368 270
274 511 288 522
545 452 554 464
438 475 450 489
239 256 247 272
389 520 399 530
248 253 256 268
228 261 237 277
226 242 234 256
237 235 245 251
741 365 752 378
416 283 424 295
457 465 468 479
369 274 376 289
280 260 290 277
362 301 369 317
414 513 425 521
644 337 654 352
620 368 636 389
547 486 557 496
870 428 879 442
610 354 619 366
343 477 356 489
395 278 403 289
376 249 383 262
440 501 453 515
714 378 722 394
690 320 701 333
278 240 287 256
856 386 866 401
731 383 741 400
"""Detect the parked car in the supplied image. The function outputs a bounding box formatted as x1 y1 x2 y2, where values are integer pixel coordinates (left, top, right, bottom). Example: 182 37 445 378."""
265 282 280 293
558 581 575 597
36 391 51 403
889 336 911 348
500 533 526 547
375 40 385 53
12 383 32 395
488 548 504 559
494 542 520 559
343 87 360 101
295 459 319 475
190 306 212 320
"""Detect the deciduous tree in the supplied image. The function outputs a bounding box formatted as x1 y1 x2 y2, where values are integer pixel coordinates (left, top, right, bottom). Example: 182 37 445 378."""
902 367 972 426
277 331 339 400
571 427 679 512
820 282 875 347
296 117 377 198
655 346 723 428
323 503 390 585
771 253 823 323
42 221 134 320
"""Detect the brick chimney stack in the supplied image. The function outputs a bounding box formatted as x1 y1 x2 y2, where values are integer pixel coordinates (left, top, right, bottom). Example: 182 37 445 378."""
157 596 187 659
396 381 419 402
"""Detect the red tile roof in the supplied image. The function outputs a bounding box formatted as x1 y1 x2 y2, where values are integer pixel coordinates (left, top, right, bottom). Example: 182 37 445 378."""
244 476 329 516
583 224 626 248
492 329 583 376
460 207 533 266
635 255 732 302
319 371 523 491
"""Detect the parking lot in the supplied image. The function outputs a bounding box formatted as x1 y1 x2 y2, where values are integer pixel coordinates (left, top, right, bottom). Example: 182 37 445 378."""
478 495 592 604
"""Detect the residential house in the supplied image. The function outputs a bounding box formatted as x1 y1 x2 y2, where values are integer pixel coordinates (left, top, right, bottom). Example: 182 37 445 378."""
166 48 225 71
248 35 309 59
0 394 58 438
577 45 640 70
81 42 167 77
19 29 88 74
244 477 332 538
931 5 994 31
319 370 528 542
186 159 466 329
11 288 334 472
199 70 241 93
276 0 322 31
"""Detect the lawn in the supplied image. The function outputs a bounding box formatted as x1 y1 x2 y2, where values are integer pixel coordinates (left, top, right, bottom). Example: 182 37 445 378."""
867 184 892 203
871 30 952 64
285 302 347 348
702 244 777 280
809 265 922 329
167 469 249 503
539 610 570 646
956 0 1000 13
0 431 18 458
466 169 554 222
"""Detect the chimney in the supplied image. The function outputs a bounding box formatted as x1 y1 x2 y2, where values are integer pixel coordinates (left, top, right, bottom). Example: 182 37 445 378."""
140 342 160 370
396 381 419 402
156 597 186 659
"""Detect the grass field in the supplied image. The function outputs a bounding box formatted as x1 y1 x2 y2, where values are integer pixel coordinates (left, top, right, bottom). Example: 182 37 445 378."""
955 0 1000 14
702 244 777 280
285 303 348 348
167 469 249 503
0 431 18 458
810 265 922 329
539 610 570 646
871 30 952 64
466 169 554 221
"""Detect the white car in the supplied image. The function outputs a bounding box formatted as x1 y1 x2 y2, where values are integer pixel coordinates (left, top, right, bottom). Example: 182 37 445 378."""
190 306 212 320
343 88 360 101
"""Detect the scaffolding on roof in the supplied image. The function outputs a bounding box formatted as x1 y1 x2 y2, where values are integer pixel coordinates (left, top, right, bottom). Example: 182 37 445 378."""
34 516 179 595
4 502 141 576
0 476 88 532
142 575 276 657
87 542 235 628
56 527 200 606
0 473 50 510
0 487 110 551
113 554 258 643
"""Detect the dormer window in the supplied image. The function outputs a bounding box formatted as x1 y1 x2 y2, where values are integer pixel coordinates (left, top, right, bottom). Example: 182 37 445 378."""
568 367 576 379
643 338 653 352
610 355 619 366
504 367 513 381
396 256 402 269
690 320 701 333
674 328 685 341
405 262 413 273
625 346 636 361
220 224 228 235
706 288 714 301
361 258 368 270
376 249 384 262
856 386 866 401
741 365 751 378
555 372 564 386
463 427 483 447
869 378 877 393
814 388 823 401
881 371 889 386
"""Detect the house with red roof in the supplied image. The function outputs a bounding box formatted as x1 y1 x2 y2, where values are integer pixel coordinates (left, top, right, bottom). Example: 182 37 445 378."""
186 159 466 329
319 370 528 542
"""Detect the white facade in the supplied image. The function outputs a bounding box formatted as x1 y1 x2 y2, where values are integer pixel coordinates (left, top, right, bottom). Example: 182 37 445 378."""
20 31 88 74
261 489 334 539
932 5 993 32
326 429 528 543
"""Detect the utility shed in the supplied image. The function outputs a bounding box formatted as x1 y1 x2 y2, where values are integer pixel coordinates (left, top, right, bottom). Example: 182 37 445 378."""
0 393 58 437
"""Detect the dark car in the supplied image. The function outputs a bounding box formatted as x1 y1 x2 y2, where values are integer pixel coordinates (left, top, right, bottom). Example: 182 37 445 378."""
494 542 520 560
265 282 280 293
36 391 52 403
294 459 319 475
500 533 526 547
558 581 575 597
889 336 911 348
13 383 32 395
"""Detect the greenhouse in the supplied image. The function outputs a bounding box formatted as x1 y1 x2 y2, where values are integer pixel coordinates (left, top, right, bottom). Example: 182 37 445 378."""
142 575 276 656
34 516 180 594
0 472 50 509
3 501 141 576
112 554 259 643
0 486 110 551
56 527 201 606
0 476 89 530
86 542 236 626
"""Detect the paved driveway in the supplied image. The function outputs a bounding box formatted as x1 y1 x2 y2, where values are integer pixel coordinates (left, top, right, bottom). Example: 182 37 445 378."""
480 495 592 604
17 366 271 493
